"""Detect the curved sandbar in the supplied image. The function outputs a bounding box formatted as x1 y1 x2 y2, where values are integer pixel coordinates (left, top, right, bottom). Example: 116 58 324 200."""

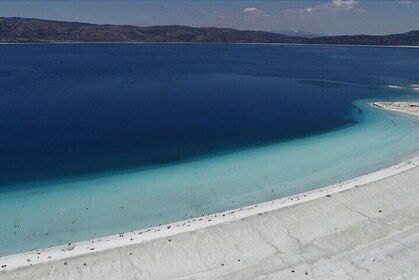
1 102 418 279
372 102 419 118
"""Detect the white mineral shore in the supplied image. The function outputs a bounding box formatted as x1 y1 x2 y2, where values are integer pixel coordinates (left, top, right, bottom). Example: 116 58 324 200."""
372 101 419 118
1 102 419 280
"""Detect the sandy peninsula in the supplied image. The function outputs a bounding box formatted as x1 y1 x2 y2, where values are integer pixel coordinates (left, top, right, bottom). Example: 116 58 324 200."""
1 102 418 280
373 101 419 118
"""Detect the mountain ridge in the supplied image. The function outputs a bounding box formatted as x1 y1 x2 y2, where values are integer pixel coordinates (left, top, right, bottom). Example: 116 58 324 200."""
1 17 418 46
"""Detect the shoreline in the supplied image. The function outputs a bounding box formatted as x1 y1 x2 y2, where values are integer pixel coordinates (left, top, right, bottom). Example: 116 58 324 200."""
1 155 418 272
1 101 419 274
372 102 419 118
1 41 419 49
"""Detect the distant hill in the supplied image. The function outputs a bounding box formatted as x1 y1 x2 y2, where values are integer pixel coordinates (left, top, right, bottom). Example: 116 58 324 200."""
310 31 419 46
271 29 327 38
0 17 418 46
0 17 305 44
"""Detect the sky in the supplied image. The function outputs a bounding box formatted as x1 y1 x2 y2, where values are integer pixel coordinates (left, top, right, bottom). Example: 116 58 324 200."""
0 0 418 35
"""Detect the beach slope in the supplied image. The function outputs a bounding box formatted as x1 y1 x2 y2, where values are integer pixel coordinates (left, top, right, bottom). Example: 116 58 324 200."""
1 165 418 279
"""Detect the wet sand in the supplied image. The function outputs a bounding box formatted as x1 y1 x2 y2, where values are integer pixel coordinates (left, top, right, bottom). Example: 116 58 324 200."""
1 102 418 279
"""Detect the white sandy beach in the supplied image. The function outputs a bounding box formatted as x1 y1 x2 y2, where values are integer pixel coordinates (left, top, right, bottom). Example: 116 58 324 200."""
1 102 418 279
373 102 419 118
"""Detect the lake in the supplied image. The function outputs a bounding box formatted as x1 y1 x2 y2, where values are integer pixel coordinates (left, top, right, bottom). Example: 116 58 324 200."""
0 44 418 255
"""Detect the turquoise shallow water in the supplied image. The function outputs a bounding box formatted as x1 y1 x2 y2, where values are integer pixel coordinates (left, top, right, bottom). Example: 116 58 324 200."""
0 98 418 256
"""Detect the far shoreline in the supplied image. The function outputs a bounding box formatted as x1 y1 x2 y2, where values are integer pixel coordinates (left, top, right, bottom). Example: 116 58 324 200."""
1 41 419 49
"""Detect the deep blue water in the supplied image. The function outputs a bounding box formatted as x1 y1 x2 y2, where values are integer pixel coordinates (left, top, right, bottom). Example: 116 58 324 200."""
1 44 417 186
